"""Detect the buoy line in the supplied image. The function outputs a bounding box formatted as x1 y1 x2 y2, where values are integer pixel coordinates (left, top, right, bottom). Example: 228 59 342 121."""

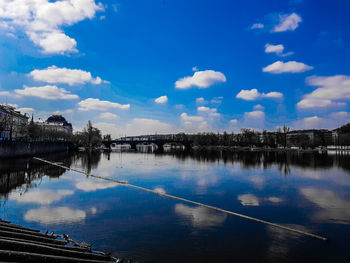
33 157 328 241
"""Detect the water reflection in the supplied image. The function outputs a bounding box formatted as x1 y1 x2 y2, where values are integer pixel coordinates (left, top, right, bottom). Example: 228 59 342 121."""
24 206 87 224
300 188 350 224
174 203 227 228
0 150 350 262
9 190 74 205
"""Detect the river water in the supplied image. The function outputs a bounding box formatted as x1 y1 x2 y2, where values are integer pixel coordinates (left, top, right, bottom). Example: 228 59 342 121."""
1 150 350 262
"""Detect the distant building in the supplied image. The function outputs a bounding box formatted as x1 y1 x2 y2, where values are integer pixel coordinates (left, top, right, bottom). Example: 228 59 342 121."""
0 104 29 139
36 115 73 134
286 129 333 148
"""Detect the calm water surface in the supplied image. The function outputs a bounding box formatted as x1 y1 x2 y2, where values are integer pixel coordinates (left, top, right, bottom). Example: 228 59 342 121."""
1 150 350 262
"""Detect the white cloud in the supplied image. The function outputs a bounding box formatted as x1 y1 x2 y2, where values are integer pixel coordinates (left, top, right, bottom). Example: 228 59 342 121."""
76 180 119 192
95 118 174 137
0 91 19 98
24 207 86 224
251 23 264 29
175 204 226 228
230 119 238 125
125 118 173 135
236 89 259 100
17 107 35 115
192 66 198 72
29 66 106 85
238 194 260 206
243 110 266 129
297 75 350 109
98 112 119 119
245 110 265 119
175 70 226 89
265 43 284 54
293 112 350 129
297 99 345 109
180 113 204 122
0 91 11 96
210 96 224 105
9 190 73 205
196 97 207 105
263 61 313 74
254 104 264 110
236 89 283 100
264 43 293 57
154 95 168 104
273 13 302 32
292 116 325 129
78 98 130 111
0 0 104 54
197 106 220 117
263 91 284 99
53 109 74 115
15 85 79 100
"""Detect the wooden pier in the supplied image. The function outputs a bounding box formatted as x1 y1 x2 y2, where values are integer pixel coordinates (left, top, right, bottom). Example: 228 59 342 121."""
0 219 122 263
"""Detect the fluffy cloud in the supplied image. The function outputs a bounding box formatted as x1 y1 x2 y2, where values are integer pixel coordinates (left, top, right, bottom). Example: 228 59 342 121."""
197 106 220 117
297 99 345 109
230 119 238 125
273 13 302 32
78 98 130 111
251 23 264 29
9 190 73 205
180 113 204 122
297 75 350 109
175 70 226 89
264 43 293 57
154 95 168 104
236 89 283 100
24 207 86 224
196 97 207 105
265 43 284 54
245 110 265 119
29 66 106 85
98 112 119 119
254 104 264 110
0 0 104 54
263 61 313 74
15 85 78 100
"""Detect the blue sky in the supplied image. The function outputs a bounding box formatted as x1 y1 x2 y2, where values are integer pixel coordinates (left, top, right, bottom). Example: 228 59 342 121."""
0 0 349 136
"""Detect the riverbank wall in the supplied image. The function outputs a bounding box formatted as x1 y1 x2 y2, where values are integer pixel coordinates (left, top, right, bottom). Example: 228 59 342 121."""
0 141 71 158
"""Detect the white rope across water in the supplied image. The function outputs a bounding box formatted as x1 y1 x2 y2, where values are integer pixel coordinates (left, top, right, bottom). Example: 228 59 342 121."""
33 157 328 241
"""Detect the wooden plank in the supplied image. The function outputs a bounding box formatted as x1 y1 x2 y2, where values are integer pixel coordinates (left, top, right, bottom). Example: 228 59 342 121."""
0 239 111 261
0 225 57 239
0 230 67 245
0 250 114 263
0 236 88 252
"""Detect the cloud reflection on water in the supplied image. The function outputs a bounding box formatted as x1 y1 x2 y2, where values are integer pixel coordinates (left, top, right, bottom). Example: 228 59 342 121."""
300 188 350 224
238 194 260 206
24 207 86 224
9 190 74 205
75 180 119 192
174 203 227 228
